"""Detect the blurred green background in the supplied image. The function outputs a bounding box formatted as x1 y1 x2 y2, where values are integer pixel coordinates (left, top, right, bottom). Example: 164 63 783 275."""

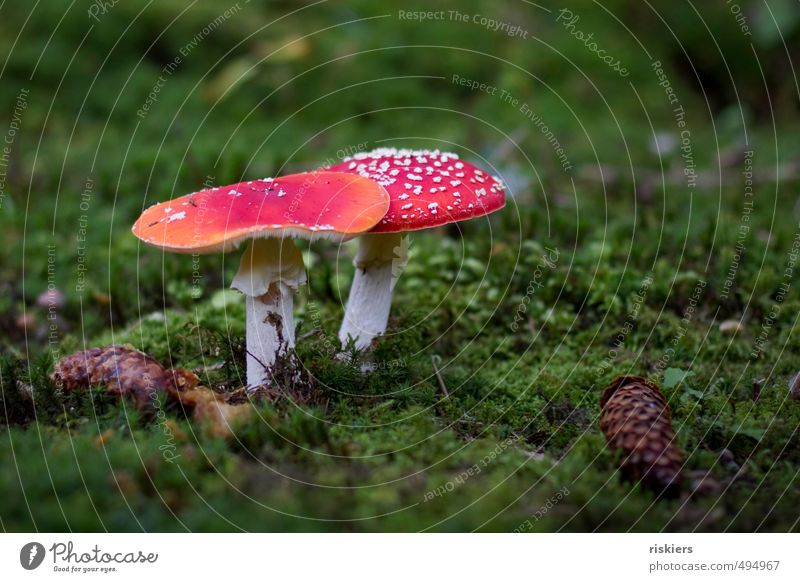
1 0 800 532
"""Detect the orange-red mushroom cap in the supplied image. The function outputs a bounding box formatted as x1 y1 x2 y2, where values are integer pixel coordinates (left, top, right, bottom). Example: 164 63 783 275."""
132 171 390 254
327 148 506 233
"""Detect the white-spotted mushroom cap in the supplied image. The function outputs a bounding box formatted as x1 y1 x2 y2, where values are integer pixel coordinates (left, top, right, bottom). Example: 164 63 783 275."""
132 171 390 253
327 148 506 233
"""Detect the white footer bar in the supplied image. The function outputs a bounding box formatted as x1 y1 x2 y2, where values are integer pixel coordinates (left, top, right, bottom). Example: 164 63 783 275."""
1 534 796 580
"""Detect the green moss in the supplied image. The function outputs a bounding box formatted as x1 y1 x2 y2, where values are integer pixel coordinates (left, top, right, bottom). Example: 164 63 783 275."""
2 0 800 531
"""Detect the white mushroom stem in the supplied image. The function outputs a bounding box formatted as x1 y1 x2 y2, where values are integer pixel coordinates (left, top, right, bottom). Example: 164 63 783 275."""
339 232 407 350
230 237 307 387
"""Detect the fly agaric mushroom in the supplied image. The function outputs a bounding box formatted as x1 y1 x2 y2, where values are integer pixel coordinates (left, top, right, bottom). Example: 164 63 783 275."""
132 171 389 387
327 148 506 350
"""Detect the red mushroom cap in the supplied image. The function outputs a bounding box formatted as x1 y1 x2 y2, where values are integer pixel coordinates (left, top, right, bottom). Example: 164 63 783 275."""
327 148 506 233
132 171 390 254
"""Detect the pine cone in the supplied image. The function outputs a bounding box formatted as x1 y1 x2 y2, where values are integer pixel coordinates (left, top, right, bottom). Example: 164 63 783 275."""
51 345 199 409
51 345 251 437
599 376 683 495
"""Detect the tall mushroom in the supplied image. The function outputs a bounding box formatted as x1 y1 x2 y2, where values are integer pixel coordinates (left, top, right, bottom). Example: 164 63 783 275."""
327 148 506 350
132 171 389 387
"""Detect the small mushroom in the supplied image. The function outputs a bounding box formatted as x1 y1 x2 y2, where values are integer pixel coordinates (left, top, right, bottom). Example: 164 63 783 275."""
36 288 66 310
327 148 506 350
789 372 800 400
132 171 389 387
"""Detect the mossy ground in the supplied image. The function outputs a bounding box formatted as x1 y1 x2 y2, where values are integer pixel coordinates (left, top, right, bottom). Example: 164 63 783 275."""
1 0 799 531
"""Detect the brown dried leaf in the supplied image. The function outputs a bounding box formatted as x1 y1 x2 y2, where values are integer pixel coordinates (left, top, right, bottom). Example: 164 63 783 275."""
174 387 252 439
93 429 114 447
